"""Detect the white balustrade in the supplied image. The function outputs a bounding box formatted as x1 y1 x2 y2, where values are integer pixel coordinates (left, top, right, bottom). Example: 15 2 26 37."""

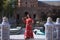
55 18 60 40
0 17 10 40
44 17 60 40
44 17 55 40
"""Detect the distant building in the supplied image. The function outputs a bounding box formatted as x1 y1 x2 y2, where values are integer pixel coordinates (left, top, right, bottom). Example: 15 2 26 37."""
1 0 60 26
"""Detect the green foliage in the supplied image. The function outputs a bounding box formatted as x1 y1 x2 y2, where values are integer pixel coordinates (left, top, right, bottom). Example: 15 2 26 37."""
0 0 3 11
8 0 17 17
2 0 17 17
0 0 17 17
3 0 10 10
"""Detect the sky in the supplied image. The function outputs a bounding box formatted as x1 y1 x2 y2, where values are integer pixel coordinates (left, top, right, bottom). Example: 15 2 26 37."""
38 0 60 6
38 0 60 1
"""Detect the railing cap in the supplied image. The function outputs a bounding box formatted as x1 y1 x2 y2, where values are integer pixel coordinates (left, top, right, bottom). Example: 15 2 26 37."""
56 18 60 24
44 17 54 26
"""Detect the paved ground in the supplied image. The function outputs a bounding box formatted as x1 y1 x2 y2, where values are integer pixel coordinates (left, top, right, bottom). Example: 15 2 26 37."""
10 34 45 40
10 39 45 40
10 39 44 40
10 28 45 40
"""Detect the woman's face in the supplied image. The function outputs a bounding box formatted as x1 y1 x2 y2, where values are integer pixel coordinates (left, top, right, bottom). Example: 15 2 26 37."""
27 14 30 18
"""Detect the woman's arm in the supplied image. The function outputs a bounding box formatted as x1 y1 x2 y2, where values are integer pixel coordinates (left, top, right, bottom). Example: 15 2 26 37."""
29 19 34 25
32 19 34 24
22 17 26 23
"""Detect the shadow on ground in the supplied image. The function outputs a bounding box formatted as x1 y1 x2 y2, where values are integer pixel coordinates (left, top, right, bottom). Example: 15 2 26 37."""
10 39 24 40
10 39 45 40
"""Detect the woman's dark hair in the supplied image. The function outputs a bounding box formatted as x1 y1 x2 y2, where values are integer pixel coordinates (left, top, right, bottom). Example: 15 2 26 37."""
27 14 31 18
24 12 28 17
24 12 31 18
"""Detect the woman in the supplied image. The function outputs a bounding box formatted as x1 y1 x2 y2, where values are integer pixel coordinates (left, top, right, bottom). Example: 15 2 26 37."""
22 13 34 40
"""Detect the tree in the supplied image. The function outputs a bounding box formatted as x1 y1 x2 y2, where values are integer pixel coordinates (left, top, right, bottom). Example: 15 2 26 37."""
2 0 16 17
1 0 17 17
0 0 3 12
0 0 4 18
8 0 16 17
2 0 10 16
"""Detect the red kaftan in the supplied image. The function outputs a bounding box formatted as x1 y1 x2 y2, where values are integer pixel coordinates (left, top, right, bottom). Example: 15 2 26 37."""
24 18 34 39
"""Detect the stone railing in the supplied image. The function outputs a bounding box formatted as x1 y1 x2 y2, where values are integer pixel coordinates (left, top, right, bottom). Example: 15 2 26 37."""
0 17 10 40
44 17 60 40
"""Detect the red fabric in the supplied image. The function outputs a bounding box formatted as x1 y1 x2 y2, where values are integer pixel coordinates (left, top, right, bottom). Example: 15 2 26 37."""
24 18 34 39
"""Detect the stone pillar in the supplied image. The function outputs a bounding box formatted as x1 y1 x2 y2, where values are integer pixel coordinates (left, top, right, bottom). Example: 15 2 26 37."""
55 18 60 40
44 17 54 40
0 17 10 40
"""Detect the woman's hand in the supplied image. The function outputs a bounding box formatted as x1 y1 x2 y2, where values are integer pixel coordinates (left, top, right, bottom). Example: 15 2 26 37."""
32 20 34 24
22 17 26 20
22 17 24 20
22 17 26 23
24 17 27 19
